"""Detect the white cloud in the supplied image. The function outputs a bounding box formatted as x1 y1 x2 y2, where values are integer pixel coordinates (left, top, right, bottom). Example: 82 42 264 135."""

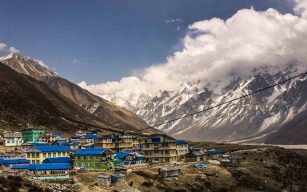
0 42 7 51
34 59 49 69
9 47 20 53
295 0 307 17
73 59 79 63
80 1 307 97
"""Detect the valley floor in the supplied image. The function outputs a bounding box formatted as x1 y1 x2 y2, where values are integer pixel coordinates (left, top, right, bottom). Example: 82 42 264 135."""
74 144 307 192
1 143 307 192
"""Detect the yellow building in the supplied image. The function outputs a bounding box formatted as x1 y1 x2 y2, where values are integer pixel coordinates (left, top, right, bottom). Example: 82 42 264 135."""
26 145 71 164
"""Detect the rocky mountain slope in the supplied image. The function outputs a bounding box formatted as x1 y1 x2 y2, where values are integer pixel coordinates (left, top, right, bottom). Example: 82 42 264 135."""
121 67 307 144
0 62 117 133
0 53 148 131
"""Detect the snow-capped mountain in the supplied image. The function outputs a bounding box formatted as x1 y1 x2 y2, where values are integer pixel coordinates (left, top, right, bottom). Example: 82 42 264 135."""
129 66 307 143
100 90 152 112
98 66 307 143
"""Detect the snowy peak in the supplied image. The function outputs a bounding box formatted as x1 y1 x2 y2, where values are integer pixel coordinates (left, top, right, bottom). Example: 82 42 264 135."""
101 90 152 112
0 53 57 80
129 68 307 143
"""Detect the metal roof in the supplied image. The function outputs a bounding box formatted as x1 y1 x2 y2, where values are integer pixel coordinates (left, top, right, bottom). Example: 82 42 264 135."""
83 134 100 139
27 163 71 170
0 158 30 165
73 148 107 155
176 140 188 145
42 157 72 164
34 145 70 152
10 165 29 169
208 149 225 154
114 151 130 159
97 175 110 179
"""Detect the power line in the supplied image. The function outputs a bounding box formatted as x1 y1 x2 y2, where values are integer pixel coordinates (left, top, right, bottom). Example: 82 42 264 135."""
137 70 307 132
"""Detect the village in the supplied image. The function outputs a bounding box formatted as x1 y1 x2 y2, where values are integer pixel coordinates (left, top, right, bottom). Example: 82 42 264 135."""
0 126 255 191
0 126 305 191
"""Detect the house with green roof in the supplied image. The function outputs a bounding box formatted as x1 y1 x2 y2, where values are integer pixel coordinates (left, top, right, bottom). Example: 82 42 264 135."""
22 127 44 143
72 148 114 171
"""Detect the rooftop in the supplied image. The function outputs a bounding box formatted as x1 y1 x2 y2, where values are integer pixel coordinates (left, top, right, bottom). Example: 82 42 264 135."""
83 133 100 140
208 149 225 154
27 163 71 170
0 158 30 165
97 175 111 179
159 167 181 171
11 165 29 170
73 148 108 156
176 140 188 145
32 145 70 152
43 157 72 164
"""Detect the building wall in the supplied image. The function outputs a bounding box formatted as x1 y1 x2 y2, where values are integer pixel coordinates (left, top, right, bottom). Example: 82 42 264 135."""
26 151 70 164
94 137 134 152
4 137 23 147
38 136 56 143
142 137 178 164
73 155 114 170
22 129 45 143
176 144 189 156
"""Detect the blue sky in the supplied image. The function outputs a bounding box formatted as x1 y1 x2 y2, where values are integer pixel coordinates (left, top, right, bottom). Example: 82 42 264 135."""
0 0 294 84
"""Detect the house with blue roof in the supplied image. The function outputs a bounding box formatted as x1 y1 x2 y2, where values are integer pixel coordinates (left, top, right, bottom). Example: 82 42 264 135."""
26 145 71 164
12 163 71 180
208 149 225 160
80 133 100 147
72 148 114 171
142 134 178 164
114 151 144 166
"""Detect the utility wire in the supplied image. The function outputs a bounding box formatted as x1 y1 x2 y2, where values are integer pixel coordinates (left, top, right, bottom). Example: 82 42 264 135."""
137 70 307 132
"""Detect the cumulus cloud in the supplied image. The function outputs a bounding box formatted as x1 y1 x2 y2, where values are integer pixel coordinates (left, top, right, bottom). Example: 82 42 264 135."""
295 0 307 17
80 1 307 96
9 47 20 53
34 59 49 69
0 42 7 51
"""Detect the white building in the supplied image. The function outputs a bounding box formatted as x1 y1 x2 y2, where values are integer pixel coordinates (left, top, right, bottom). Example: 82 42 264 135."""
176 140 189 157
4 132 23 147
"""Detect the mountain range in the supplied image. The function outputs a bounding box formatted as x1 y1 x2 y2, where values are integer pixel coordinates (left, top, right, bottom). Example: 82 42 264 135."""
0 53 149 133
94 66 307 144
1 53 306 144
